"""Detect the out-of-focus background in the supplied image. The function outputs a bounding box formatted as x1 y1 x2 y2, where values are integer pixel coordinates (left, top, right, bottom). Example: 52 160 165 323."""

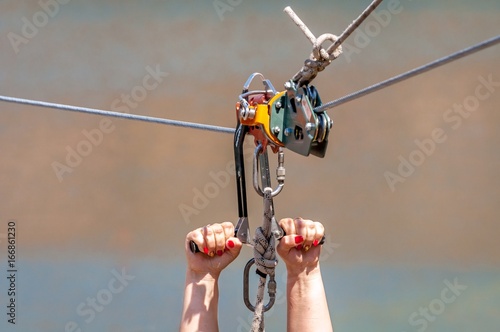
1 0 499 331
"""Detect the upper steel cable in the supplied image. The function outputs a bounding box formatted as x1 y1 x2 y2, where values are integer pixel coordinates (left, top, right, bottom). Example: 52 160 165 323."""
315 34 500 112
0 35 498 133
0 95 235 134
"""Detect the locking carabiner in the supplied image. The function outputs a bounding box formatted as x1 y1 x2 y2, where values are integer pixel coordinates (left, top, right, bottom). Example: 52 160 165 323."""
253 144 285 198
243 258 277 312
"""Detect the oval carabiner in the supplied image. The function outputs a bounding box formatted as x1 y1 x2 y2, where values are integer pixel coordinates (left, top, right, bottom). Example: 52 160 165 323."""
243 258 277 312
253 143 285 197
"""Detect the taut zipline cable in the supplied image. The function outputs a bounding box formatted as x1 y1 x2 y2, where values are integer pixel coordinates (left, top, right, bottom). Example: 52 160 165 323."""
314 34 500 112
0 37 498 134
0 95 235 134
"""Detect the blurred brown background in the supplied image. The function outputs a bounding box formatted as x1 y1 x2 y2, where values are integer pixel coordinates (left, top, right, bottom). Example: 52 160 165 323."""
0 0 499 331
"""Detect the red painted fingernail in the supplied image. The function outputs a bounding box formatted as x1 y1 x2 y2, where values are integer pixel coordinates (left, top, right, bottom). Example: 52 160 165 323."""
294 236 303 244
203 247 209 254
313 239 319 247
296 244 303 250
227 240 235 249
217 250 223 256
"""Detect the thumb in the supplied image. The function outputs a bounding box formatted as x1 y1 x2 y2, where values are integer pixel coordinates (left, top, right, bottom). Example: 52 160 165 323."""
277 234 303 255
225 237 243 257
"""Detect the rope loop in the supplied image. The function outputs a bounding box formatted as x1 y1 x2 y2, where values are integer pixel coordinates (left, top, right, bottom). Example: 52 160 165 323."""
313 33 342 61
253 187 278 277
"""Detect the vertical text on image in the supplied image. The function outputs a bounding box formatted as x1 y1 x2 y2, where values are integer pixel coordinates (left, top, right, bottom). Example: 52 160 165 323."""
6 219 18 324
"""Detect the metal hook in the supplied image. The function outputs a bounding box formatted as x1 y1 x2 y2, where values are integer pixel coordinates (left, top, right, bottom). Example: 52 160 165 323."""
241 72 277 96
243 258 277 312
252 143 285 198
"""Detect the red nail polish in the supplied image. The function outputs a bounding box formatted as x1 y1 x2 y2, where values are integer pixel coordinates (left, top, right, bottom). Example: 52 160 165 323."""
227 240 235 249
217 250 223 256
296 244 303 250
203 247 209 254
294 235 303 244
313 239 319 247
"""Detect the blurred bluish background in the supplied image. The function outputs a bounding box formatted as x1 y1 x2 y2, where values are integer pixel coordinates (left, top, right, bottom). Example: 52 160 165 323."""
1 0 499 331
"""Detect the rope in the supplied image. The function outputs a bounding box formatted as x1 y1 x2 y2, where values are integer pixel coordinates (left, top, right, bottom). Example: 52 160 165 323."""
285 0 384 86
326 0 384 56
315 34 500 112
251 187 278 332
0 95 235 134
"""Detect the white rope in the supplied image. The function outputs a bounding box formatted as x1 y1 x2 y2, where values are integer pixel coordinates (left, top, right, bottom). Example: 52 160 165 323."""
326 0 384 56
0 95 235 134
251 187 278 332
251 277 267 332
285 0 384 86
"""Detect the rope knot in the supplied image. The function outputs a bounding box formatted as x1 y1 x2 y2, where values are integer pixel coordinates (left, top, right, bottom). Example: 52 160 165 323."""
312 33 342 61
253 225 278 277
253 187 278 277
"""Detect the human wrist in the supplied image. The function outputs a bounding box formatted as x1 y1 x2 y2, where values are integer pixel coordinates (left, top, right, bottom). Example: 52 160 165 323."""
185 269 220 284
286 263 321 282
183 269 220 314
181 268 220 331
286 265 325 310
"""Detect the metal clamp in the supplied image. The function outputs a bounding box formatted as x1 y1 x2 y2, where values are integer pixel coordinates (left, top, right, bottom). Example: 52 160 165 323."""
252 143 285 198
243 258 277 312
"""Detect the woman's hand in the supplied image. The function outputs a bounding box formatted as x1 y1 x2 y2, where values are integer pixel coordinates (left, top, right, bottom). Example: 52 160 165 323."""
180 222 243 332
185 221 243 279
276 217 333 332
276 217 325 277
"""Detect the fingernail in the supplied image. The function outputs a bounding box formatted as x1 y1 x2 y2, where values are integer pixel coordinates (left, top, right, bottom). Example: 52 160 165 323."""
203 247 209 254
217 250 223 256
313 239 319 247
227 240 235 249
296 244 303 250
294 235 303 244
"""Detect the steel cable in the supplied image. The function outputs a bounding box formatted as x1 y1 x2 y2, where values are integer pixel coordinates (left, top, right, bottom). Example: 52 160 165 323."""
315 34 500 112
0 95 235 134
0 39 497 134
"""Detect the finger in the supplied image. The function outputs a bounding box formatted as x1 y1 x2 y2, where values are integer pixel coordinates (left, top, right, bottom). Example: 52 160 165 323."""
303 219 317 252
294 217 308 250
202 225 216 257
225 236 243 259
186 228 205 254
210 223 226 257
279 217 297 236
220 221 241 252
277 234 304 255
312 221 325 247
221 221 235 241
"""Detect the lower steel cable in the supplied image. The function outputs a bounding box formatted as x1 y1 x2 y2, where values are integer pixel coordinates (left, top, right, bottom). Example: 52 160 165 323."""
0 95 235 134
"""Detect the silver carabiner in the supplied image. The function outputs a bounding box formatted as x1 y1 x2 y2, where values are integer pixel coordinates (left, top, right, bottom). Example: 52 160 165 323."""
243 258 277 312
252 143 285 198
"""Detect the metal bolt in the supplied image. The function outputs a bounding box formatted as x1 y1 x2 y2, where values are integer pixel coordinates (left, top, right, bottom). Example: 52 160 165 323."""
284 128 293 136
275 101 282 109
296 96 302 103
305 122 315 131
272 126 281 135
284 81 292 90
